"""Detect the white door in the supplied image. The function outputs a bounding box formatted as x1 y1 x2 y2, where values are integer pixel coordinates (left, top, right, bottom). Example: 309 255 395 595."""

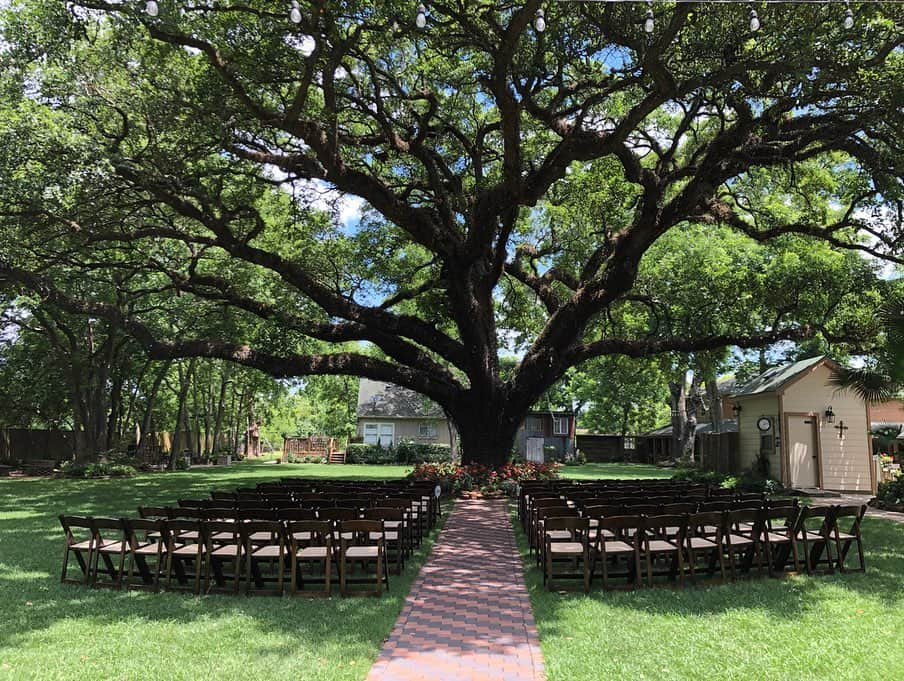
788 416 818 488
526 437 544 463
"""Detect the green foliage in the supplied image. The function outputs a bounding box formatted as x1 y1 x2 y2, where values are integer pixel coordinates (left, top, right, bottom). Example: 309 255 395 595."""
876 477 904 505
57 461 137 478
670 467 733 487
345 441 453 465
671 467 783 494
286 454 325 464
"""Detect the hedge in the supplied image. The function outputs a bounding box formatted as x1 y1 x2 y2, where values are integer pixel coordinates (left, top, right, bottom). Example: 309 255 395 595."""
346 440 454 465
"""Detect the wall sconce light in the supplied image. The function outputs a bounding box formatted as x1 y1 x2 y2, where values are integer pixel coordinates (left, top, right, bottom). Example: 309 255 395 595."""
824 406 835 424
732 403 742 416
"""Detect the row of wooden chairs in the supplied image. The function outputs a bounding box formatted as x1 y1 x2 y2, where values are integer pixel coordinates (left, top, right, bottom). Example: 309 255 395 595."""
60 515 393 597
138 505 413 573
540 504 866 592
526 496 775 559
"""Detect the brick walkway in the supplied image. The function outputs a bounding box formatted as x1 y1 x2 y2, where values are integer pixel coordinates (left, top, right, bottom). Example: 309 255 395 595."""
808 493 904 524
366 499 544 681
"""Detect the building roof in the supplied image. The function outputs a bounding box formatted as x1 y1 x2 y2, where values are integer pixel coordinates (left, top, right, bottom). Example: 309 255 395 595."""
356 379 445 419
644 419 738 437
730 355 831 398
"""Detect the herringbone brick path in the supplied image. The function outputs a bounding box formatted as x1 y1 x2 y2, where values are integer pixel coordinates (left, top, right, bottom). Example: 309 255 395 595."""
366 498 544 681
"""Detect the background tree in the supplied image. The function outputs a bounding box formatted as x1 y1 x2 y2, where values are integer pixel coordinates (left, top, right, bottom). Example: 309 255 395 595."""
1 1 902 465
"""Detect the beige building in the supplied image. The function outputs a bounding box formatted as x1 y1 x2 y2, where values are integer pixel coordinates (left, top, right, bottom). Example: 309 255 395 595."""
356 379 457 454
730 356 873 493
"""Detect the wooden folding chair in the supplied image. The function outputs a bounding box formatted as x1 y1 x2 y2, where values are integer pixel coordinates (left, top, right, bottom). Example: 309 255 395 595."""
543 517 590 592
59 515 94 585
643 514 688 588
91 518 129 589
241 520 286 595
165 519 205 594
205 520 242 594
683 511 726 585
723 509 763 580
288 520 333 597
535 506 576 567
795 505 835 575
337 519 388 597
124 517 167 591
831 505 866 573
591 515 644 590
760 506 801 576
365 508 406 574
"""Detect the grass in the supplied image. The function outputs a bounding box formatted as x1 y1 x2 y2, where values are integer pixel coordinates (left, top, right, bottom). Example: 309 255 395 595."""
514 510 904 680
559 462 669 480
0 461 425 681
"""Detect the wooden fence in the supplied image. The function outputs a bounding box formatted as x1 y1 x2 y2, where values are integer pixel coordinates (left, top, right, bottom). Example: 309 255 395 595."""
0 429 75 464
697 432 741 474
0 428 236 464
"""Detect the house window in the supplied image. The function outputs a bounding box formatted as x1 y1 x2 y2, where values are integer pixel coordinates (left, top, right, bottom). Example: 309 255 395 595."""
418 422 437 439
553 415 569 436
363 423 394 448
526 416 544 434
624 436 636 450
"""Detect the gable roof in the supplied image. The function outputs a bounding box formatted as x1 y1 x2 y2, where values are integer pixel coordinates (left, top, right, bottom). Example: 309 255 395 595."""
644 419 738 437
356 379 445 419
730 355 833 398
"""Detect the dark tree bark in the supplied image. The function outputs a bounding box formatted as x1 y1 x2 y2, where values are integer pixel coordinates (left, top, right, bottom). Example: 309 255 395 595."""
2 2 902 465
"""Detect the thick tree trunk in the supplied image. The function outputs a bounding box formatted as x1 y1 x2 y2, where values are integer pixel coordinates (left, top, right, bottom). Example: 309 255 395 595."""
452 399 521 467
210 365 230 456
138 360 170 450
171 358 196 467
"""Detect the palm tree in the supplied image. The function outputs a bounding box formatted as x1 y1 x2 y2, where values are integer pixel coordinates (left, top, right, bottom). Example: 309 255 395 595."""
831 292 904 402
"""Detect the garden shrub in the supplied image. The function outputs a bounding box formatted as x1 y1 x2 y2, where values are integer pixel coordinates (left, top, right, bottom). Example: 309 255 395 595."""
394 440 453 464
877 476 904 505
58 461 137 478
408 461 560 495
671 467 784 494
345 441 453 465
287 455 325 464
345 443 398 464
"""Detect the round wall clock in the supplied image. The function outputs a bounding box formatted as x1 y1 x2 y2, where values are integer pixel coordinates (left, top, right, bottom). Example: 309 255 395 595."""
757 417 772 432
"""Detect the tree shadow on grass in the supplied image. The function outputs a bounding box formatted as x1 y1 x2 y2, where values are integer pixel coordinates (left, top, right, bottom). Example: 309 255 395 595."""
0 467 442 674
516 511 904 628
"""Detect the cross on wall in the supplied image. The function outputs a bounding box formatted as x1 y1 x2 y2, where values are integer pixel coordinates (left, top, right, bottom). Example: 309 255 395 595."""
834 420 849 438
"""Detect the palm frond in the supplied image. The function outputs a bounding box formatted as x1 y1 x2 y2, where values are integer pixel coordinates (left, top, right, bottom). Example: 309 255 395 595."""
829 365 899 404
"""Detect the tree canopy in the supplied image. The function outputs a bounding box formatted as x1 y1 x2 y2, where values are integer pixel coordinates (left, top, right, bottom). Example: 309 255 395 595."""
1 1 902 463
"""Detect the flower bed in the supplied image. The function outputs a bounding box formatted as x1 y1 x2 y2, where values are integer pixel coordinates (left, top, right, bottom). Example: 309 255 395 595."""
407 461 560 496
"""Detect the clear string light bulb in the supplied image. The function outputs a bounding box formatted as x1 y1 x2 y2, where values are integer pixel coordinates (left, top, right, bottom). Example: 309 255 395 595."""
289 1 302 24
749 8 760 33
145 0 159 17
644 6 654 35
416 4 427 29
843 7 854 30
534 9 546 33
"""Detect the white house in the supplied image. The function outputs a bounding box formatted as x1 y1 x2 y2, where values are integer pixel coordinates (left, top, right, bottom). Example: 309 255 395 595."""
729 355 873 493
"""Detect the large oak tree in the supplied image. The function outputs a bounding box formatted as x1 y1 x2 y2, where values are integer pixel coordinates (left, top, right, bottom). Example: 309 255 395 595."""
1 1 902 464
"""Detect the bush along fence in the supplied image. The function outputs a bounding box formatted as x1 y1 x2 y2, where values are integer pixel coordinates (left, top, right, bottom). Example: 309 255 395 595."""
670 467 784 495
408 461 561 496
346 441 454 465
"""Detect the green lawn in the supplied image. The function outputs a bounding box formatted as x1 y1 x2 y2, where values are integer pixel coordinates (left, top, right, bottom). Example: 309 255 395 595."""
560 462 670 480
0 461 422 681
515 511 904 680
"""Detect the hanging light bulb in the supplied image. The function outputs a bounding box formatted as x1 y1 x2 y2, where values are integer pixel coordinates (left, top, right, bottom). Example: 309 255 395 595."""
749 8 760 33
843 7 854 30
534 9 546 33
145 0 159 17
644 6 654 35
289 1 302 24
416 4 427 29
